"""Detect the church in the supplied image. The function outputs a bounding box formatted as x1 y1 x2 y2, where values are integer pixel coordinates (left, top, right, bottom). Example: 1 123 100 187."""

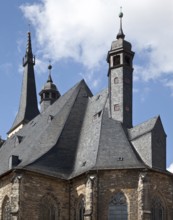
0 11 173 220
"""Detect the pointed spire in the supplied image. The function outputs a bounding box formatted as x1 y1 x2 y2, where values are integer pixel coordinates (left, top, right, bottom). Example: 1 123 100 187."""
8 32 39 137
27 32 32 53
116 7 125 40
23 32 35 67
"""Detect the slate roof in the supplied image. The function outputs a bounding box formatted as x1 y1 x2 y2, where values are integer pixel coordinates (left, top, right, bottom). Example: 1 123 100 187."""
0 79 153 179
128 116 160 141
8 32 39 134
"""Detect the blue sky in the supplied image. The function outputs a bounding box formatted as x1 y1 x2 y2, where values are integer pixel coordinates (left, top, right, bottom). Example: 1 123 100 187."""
0 0 173 172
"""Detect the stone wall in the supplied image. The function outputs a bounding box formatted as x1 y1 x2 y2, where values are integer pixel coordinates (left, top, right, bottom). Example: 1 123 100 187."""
19 171 69 220
97 170 139 220
0 173 12 219
0 169 172 220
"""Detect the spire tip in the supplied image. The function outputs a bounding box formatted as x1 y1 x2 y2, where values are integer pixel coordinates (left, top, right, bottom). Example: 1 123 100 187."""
116 7 125 40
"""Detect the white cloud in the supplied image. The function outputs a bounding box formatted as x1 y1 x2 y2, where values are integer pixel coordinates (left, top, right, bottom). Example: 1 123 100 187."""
20 0 173 84
79 70 101 90
167 163 173 173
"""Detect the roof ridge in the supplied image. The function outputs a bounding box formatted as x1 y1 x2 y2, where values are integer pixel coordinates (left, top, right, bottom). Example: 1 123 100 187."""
128 115 160 141
20 81 84 169
22 80 93 176
95 94 109 166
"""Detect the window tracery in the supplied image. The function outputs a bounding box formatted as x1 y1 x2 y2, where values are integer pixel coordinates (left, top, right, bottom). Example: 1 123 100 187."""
2 196 11 220
108 192 128 220
76 196 85 220
151 196 164 220
39 194 59 220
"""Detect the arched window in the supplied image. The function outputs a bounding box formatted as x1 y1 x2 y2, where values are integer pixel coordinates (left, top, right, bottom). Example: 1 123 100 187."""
108 192 128 220
76 196 85 220
2 196 11 220
39 194 59 220
151 197 164 220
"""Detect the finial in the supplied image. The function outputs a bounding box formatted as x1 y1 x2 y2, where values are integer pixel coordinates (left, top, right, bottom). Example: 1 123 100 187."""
23 30 35 66
28 23 31 32
47 60 53 83
116 7 125 40
26 31 32 54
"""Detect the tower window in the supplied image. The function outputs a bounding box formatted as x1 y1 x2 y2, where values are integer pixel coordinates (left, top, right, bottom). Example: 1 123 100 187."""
114 104 120 111
45 92 49 98
113 55 120 66
114 77 119 84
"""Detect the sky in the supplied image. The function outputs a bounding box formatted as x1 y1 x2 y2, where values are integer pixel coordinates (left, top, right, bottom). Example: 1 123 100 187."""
0 0 173 172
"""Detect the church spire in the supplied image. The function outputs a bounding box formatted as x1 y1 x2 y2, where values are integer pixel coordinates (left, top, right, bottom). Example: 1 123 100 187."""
116 7 125 40
23 32 35 66
8 32 39 137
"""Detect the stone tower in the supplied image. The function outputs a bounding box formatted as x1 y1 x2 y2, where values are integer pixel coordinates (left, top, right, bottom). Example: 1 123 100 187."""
107 11 134 128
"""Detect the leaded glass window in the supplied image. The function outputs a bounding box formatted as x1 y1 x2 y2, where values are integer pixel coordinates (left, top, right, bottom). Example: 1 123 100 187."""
108 192 128 220
39 194 58 220
77 197 85 220
2 196 11 220
151 197 164 220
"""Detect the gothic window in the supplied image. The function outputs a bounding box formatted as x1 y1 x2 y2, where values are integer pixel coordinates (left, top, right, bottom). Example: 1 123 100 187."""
2 196 11 220
151 197 164 220
113 55 120 67
39 194 59 220
77 197 85 220
108 192 128 220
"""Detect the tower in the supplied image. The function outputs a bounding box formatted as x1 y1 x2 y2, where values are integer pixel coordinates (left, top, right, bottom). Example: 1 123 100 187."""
39 64 61 112
107 10 134 128
7 32 39 137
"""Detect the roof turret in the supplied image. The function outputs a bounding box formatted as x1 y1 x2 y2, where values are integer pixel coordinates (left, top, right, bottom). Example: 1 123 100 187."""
39 64 61 112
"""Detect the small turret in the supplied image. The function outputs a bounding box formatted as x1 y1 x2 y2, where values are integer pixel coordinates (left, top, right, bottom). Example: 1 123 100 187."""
39 64 61 112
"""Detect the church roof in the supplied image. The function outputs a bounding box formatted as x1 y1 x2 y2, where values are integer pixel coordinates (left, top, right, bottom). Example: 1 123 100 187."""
0 79 149 179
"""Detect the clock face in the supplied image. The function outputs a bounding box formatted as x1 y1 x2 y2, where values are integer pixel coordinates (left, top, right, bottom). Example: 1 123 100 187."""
125 55 131 66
